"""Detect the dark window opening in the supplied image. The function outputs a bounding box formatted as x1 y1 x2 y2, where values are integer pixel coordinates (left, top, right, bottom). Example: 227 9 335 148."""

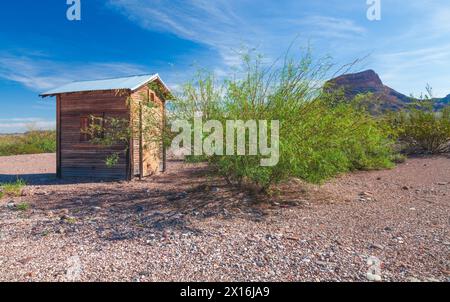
80 116 89 142
80 113 105 143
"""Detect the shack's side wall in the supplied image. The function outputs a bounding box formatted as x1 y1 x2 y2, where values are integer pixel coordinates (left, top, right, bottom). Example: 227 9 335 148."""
59 90 130 179
131 85 165 177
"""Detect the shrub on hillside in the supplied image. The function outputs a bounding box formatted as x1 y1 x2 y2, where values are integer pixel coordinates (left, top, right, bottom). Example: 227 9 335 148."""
387 89 450 154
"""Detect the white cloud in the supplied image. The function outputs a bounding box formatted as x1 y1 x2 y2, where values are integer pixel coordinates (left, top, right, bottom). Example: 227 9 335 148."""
107 0 366 69
293 16 366 39
0 52 150 133
379 44 450 65
0 118 55 134
0 53 149 91
375 44 450 97
0 118 49 122
430 7 450 34
108 0 252 69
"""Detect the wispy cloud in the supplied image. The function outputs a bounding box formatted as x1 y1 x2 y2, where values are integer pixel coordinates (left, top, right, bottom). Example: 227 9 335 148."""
107 0 366 68
429 7 450 35
0 53 148 91
375 44 450 97
293 16 366 39
107 0 252 68
0 118 55 134
0 118 51 122
379 45 450 66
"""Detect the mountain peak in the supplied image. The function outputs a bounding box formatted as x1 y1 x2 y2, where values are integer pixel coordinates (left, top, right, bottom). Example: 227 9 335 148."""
325 69 449 113
325 69 410 113
328 69 383 90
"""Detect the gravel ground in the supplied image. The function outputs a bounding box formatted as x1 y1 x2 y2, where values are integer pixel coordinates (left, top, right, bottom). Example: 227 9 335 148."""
0 154 449 282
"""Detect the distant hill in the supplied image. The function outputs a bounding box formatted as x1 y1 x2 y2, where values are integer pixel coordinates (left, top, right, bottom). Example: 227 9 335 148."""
433 94 450 111
325 70 449 112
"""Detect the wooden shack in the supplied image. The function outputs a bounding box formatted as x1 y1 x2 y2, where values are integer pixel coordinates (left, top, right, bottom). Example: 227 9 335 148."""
40 74 170 180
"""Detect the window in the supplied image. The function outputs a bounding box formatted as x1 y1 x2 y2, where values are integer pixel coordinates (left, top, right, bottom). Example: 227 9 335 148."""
80 114 105 143
80 116 90 142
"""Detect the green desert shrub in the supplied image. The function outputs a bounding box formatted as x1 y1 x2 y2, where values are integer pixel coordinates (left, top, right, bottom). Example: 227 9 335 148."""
287 100 395 183
170 50 396 192
0 130 56 156
387 91 450 154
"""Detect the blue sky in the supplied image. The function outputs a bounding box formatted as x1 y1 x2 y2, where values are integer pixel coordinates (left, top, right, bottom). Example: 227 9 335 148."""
0 0 449 133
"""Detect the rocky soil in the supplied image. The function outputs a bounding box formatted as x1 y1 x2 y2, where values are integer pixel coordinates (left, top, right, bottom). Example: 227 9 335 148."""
0 154 449 282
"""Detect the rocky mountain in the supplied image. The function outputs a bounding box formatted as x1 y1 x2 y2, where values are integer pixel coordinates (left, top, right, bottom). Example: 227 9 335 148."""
325 70 448 112
433 94 450 111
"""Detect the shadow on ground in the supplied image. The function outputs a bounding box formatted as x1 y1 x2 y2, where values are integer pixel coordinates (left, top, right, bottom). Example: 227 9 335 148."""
0 173 128 186
0 174 56 185
20 161 300 242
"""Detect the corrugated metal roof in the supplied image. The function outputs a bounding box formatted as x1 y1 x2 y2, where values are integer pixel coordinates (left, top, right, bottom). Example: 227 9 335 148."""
40 74 165 96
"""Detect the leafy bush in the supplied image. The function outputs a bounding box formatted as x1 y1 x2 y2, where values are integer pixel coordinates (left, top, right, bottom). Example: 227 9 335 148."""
286 100 395 183
387 91 450 154
170 51 396 192
0 130 56 156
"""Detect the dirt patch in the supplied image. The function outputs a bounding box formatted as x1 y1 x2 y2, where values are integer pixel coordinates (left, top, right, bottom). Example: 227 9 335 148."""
0 153 56 184
0 154 449 281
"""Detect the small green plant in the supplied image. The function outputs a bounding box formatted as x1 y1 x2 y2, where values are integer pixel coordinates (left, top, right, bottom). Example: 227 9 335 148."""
62 216 77 224
66 217 77 224
16 203 30 212
1 179 26 197
105 153 120 168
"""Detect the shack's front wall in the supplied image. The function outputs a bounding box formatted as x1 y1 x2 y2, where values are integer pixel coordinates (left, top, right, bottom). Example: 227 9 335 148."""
59 90 130 179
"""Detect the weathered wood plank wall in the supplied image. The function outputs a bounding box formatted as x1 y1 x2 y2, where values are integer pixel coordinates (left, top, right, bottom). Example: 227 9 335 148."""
59 90 129 179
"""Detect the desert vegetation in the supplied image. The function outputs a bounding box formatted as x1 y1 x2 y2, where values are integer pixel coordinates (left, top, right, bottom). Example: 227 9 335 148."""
386 89 450 155
0 130 56 156
169 51 397 192
0 179 26 199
